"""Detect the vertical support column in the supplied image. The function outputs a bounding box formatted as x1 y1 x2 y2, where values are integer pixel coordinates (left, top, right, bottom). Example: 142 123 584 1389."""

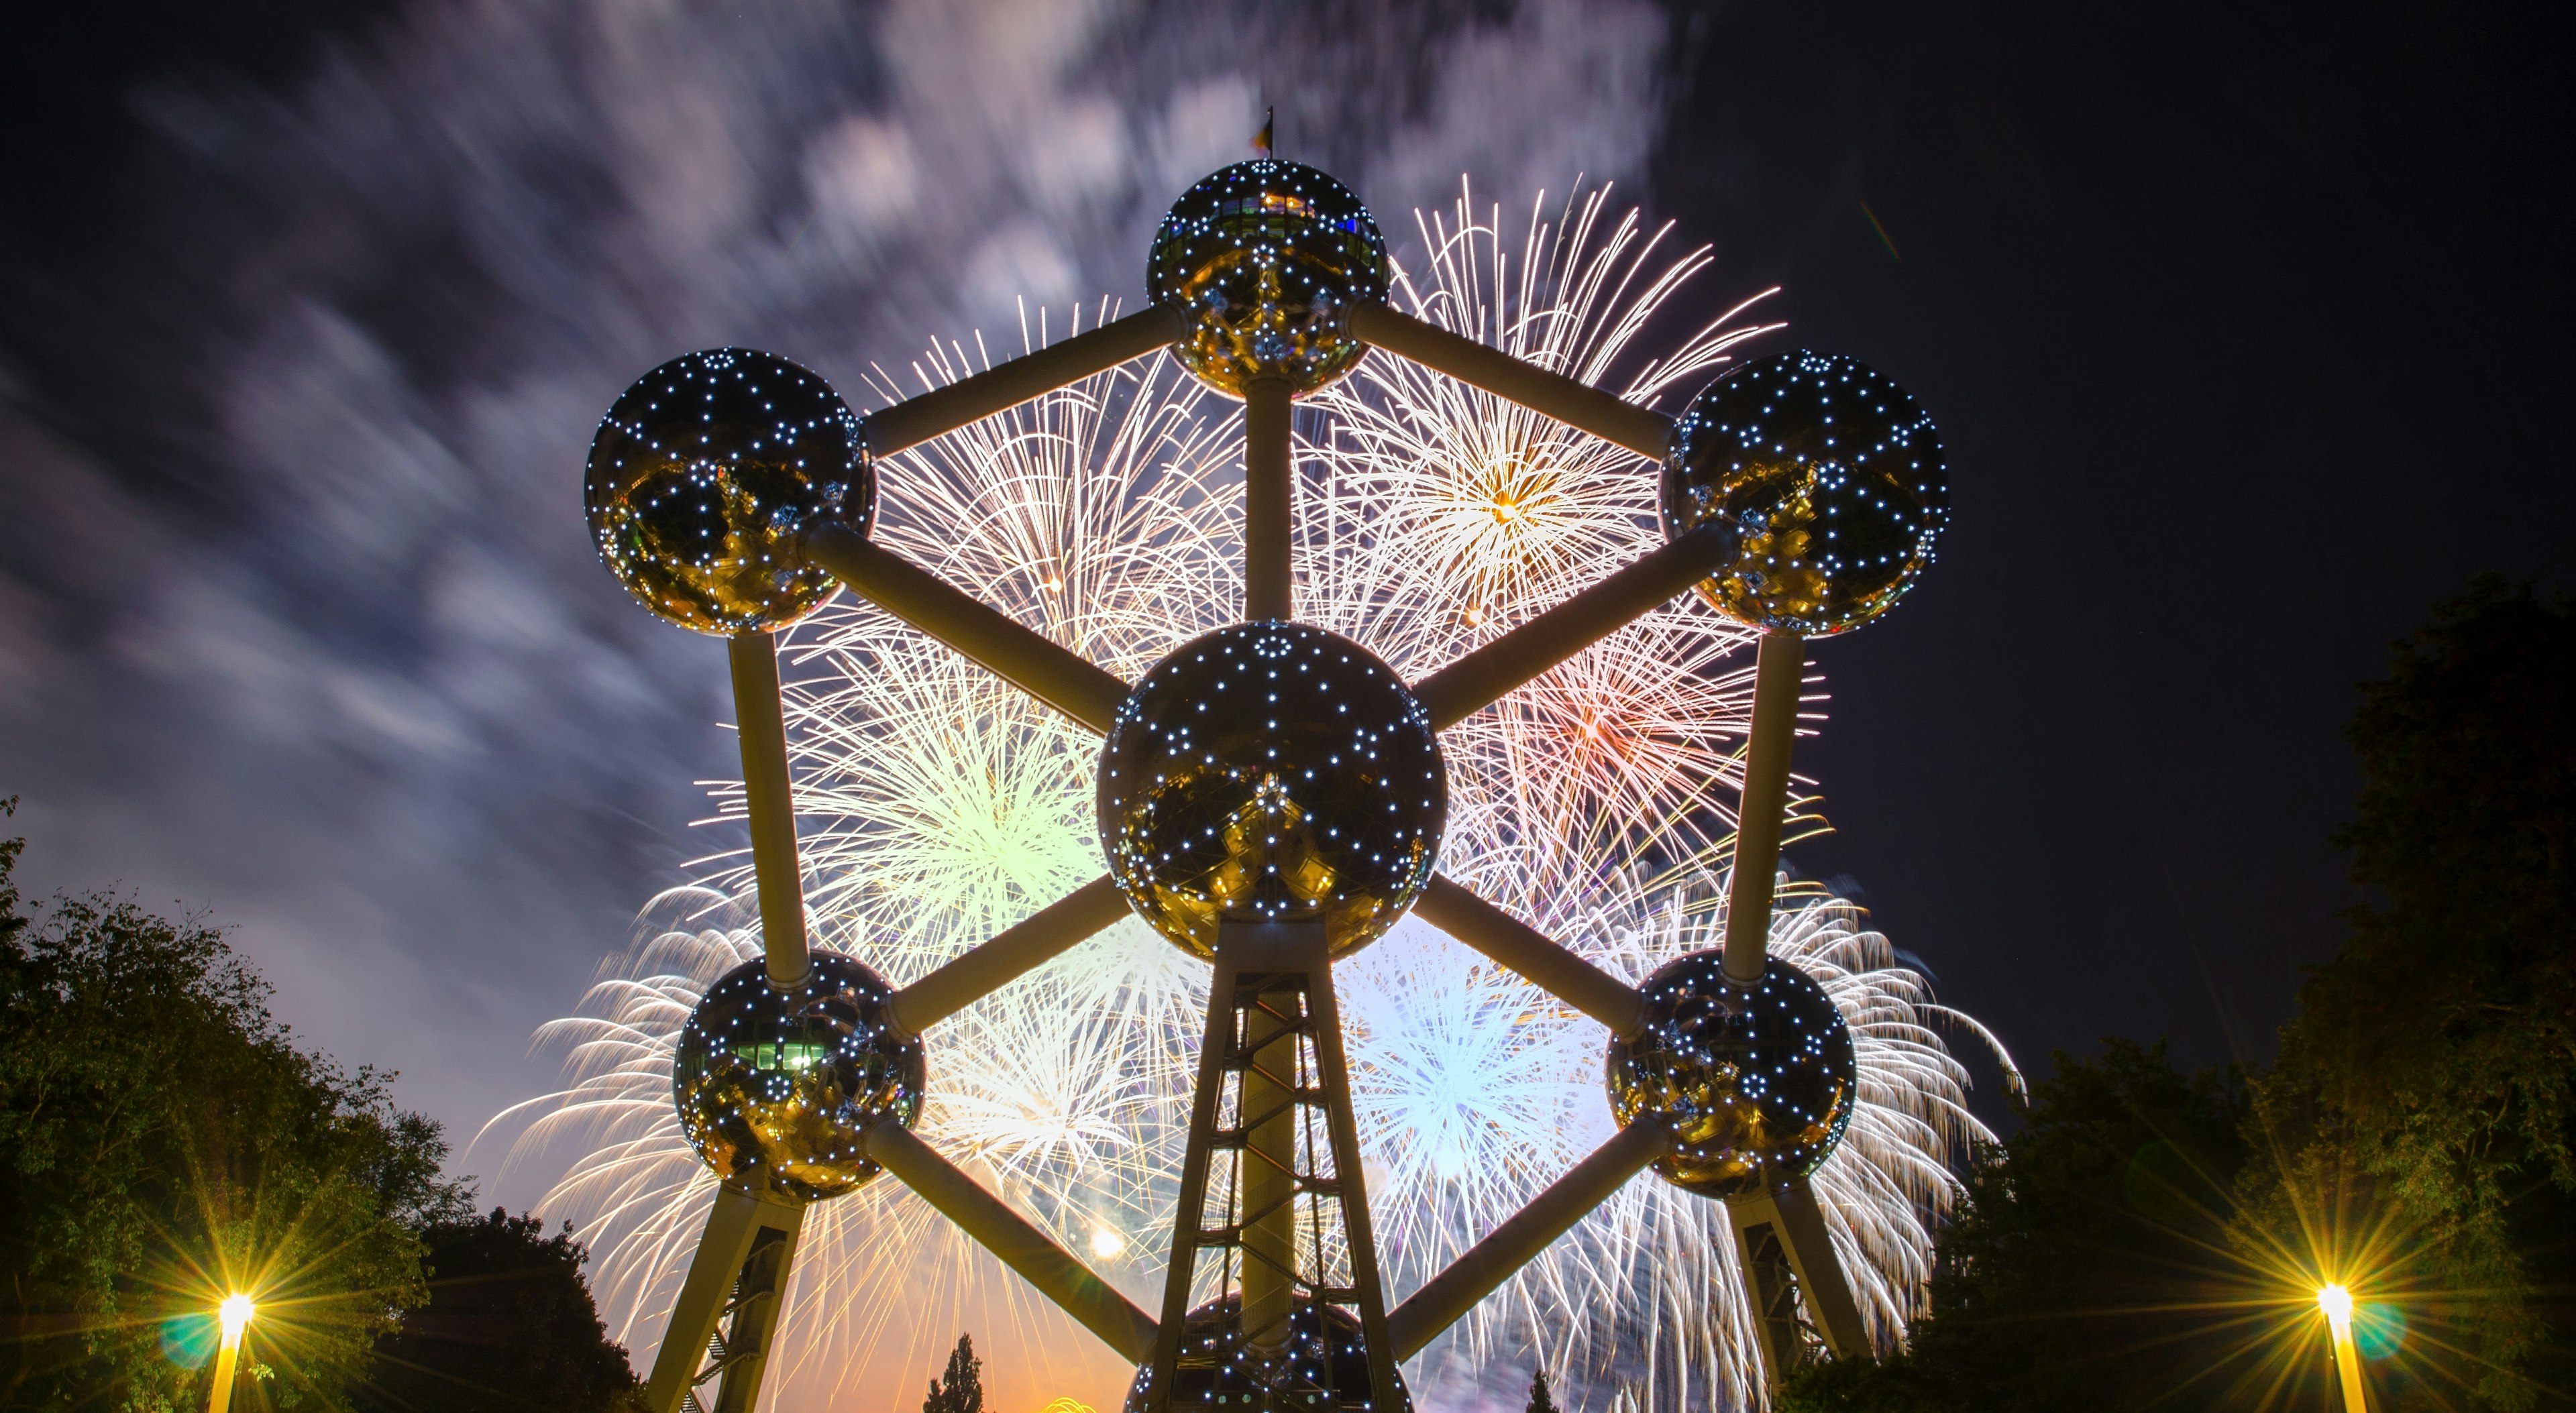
727 631 809 987
1722 630 1806 984
645 1183 808 1413
1238 984 1301 1353
1242 376 1295 622
1141 923 1399 1410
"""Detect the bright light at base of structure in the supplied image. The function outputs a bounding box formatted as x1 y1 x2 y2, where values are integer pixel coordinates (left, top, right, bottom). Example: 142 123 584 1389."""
2317 1284 2353 1329
2318 1284 2367 1413
217 1295 254 1344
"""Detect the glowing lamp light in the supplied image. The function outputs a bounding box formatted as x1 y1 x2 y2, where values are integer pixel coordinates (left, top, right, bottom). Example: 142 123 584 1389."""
2317 1284 2367 1413
207 1294 256 1413
2316 1284 2353 1328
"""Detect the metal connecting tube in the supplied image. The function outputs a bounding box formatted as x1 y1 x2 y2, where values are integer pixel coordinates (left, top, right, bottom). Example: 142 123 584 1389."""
1242 376 1295 622
1386 1117 1669 1358
727 631 810 986
863 1119 1159 1363
1411 524 1735 730
802 522 1128 733
892 876 1134 1035
1348 302 1674 460
1411 875 1646 1037
863 305 1183 456
1722 631 1806 984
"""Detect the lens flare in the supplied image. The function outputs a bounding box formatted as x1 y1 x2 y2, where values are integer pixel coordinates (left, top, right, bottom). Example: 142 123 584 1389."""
490 188 2015 1412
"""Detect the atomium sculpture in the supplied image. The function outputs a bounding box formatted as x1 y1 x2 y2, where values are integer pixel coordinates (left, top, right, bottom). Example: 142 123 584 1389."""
581 156 1949 1412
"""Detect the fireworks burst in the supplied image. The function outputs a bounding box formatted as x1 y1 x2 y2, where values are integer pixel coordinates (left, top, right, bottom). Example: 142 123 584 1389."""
488 186 2013 1412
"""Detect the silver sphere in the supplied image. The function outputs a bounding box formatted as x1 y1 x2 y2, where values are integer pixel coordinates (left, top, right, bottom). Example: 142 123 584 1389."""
1605 951 1858 1199
1122 1296 1411 1412
585 347 871 634
1097 624 1445 958
1661 349 1947 636
672 951 924 1202
1146 160 1388 397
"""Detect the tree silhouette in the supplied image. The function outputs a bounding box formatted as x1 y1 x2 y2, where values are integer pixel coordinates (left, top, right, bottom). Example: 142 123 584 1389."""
922 1333 983 1413
1524 1367 1561 1413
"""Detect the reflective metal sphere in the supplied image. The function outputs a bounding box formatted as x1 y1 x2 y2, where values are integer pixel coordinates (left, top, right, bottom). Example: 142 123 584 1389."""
1097 623 1444 958
1146 160 1389 397
672 951 924 1202
585 347 873 634
1122 1296 1411 1413
1661 350 1947 636
1605 951 1858 1199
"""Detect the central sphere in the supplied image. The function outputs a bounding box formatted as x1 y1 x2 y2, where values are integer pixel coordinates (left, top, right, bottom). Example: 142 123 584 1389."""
1605 952 1858 1200
1097 624 1444 958
672 951 925 1202
1122 1296 1411 1413
1146 160 1389 397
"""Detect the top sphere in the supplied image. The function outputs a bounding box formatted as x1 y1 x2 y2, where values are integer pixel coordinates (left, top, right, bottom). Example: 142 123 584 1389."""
585 347 873 634
1146 160 1388 398
1660 350 1947 636
1096 623 1445 958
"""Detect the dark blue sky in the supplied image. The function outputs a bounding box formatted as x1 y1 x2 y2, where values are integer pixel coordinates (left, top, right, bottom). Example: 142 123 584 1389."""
1 0 2567 1160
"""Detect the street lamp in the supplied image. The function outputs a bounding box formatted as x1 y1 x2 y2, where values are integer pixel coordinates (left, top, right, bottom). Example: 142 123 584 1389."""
2318 1284 2366 1412
208 1294 255 1413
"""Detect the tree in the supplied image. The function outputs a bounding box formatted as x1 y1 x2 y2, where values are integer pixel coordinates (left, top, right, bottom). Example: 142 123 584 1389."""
2254 577 2575 1407
1780 1041 2268 1412
354 1207 644 1412
1786 581 2575 1411
1523 1366 1561 1413
922 1333 984 1413
0 799 471 1409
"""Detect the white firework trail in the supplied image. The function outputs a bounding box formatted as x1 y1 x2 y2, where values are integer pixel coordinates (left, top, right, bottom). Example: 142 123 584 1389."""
488 186 2015 1412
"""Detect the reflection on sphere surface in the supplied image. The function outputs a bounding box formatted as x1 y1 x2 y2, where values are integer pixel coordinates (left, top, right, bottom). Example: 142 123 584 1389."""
1122 1296 1411 1413
1097 623 1444 958
1660 349 1947 636
672 951 923 1202
585 347 871 634
1147 160 1388 397
1605 951 1857 1199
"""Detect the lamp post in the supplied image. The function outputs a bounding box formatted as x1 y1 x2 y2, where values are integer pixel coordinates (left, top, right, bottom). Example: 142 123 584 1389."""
2318 1285 2367 1412
207 1294 254 1413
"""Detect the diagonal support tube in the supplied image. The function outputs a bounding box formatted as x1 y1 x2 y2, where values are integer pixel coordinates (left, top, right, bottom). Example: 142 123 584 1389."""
892 875 1134 1034
1348 302 1674 460
864 1119 1159 1363
727 631 810 986
1242 376 1294 622
1386 1117 1668 1359
1411 525 1735 730
1723 631 1806 983
802 521 1128 733
1411 875 1646 1038
863 305 1183 456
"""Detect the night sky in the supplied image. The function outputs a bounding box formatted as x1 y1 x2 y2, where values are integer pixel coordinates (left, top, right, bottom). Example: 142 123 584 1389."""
3 0 2567 1193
